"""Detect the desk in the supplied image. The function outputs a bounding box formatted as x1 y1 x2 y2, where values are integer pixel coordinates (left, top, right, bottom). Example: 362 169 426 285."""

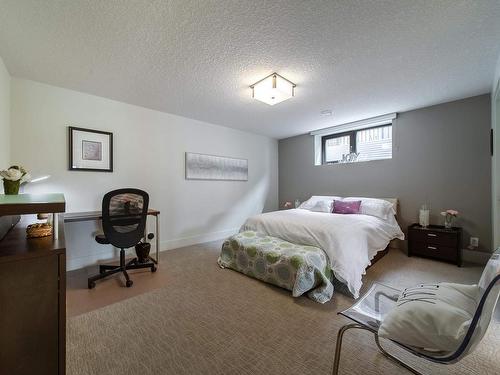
64 208 160 265
0 194 66 375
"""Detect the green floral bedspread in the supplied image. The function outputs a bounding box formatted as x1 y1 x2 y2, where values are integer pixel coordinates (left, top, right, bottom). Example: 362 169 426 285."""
218 231 334 303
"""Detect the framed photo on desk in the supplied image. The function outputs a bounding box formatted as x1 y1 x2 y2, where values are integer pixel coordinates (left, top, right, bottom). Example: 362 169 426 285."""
69 126 113 172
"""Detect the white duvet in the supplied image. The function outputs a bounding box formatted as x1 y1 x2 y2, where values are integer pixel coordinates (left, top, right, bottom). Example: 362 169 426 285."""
241 209 404 298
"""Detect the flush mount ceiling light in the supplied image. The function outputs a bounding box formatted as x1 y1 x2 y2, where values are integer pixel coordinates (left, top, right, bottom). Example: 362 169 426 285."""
250 73 296 106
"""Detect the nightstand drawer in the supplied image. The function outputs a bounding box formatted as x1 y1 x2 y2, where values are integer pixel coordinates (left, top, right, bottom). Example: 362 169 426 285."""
410 230 458 247
411 242 457 261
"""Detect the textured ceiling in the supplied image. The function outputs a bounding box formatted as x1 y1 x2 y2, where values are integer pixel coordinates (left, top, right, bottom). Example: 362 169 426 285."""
1 1 500 139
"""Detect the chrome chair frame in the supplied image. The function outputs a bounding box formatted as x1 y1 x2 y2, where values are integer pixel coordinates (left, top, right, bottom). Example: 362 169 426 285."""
333 323 423 375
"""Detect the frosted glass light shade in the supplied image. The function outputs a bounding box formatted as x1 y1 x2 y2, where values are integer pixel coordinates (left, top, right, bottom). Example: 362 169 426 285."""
251 73 296 106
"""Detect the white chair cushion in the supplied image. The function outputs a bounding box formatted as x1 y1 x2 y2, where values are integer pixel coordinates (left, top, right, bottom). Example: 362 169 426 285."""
378 282 480 352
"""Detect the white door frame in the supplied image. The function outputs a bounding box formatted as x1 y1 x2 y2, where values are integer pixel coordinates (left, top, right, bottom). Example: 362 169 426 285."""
493 78 500 248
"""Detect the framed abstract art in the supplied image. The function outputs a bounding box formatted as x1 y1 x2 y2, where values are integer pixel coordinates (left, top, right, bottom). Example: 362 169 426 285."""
69 126 113 172
185 152 248 181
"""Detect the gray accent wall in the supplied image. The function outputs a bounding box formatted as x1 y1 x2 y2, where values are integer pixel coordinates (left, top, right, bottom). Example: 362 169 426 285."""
279 94 492 252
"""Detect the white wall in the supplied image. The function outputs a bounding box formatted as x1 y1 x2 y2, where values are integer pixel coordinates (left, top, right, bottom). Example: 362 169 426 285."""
0 56 10 172
11 78 278 270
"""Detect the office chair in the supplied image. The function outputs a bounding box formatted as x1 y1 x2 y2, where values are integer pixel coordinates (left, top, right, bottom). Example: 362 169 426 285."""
88 188 156 289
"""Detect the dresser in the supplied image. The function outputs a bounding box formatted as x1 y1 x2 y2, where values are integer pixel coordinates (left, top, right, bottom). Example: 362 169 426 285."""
0 194 66 375
408 224 462 266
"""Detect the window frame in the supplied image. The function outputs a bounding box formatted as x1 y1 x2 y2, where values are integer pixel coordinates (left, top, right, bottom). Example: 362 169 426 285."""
321 130 355 164
321 123 392 165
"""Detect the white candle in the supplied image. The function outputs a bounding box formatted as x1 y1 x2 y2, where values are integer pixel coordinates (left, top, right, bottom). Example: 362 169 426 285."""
419 207 430 227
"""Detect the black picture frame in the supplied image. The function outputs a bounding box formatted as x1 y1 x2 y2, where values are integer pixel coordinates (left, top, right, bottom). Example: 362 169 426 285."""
68 126 113 172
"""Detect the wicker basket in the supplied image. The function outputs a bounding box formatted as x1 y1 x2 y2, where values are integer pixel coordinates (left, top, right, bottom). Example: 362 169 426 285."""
26 223 53 238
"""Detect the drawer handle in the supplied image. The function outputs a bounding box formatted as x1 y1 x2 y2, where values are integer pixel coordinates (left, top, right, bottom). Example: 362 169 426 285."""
427 246 438 250
427 233 438 237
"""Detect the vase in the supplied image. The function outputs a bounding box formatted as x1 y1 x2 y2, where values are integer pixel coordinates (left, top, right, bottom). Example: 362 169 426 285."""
3 179 20 195
135 242 151 263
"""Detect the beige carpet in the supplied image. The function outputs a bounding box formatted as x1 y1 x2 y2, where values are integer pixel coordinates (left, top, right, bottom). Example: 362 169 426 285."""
67 242 500 375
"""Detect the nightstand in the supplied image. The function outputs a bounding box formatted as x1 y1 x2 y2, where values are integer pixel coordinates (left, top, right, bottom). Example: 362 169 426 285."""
407 224 462 266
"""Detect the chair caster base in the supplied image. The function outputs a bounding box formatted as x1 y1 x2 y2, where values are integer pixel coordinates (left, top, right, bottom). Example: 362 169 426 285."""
88 251 156 289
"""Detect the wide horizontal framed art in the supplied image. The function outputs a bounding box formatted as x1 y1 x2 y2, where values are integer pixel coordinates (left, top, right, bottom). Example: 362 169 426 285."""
185 152 248 181
69 126 113 172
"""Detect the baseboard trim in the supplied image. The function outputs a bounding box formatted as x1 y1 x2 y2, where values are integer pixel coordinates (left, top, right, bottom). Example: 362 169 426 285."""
463 248 491 265
391 240 490 266
67 234 491 271
159 228 239 252
67 228 239 271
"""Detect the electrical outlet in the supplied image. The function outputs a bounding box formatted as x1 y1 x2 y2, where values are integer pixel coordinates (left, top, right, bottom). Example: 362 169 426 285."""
470 237 479 248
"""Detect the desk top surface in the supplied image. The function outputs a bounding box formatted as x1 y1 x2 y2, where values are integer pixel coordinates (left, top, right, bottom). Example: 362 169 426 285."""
0 193 66 215
64 208 160 223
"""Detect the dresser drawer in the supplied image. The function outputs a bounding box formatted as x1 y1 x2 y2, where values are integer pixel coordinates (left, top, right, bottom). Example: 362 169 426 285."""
409 230 458 247
411 242 457 262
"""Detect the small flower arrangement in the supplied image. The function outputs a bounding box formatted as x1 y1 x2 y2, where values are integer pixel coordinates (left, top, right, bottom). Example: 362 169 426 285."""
1 166 31 195
441 209 459 229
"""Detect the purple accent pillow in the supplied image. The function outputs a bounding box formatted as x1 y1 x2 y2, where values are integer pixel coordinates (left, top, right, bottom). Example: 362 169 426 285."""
332 200 361 214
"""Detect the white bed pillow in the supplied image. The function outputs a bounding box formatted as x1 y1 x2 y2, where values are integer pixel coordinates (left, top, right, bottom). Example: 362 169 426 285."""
298 196 340 210
378 282 480 352
309 200 332 213
343 197 395 220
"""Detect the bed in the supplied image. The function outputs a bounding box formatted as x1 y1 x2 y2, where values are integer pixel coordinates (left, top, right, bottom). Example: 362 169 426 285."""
219 196 405 301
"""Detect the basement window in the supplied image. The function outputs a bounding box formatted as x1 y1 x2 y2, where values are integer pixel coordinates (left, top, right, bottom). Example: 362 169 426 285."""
312 113 396 166
322 124 392 164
